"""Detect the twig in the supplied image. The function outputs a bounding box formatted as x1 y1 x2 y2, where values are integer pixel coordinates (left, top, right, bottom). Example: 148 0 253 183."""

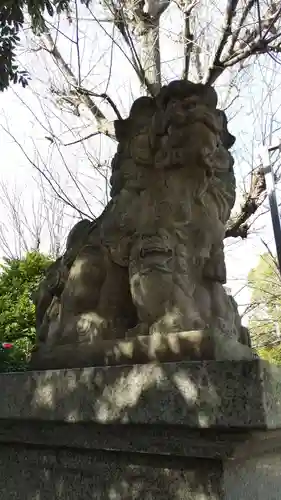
91 4 156 95
260 238 280 276
63 131 102 146
0 124 91 219
105 25 115 93
74 0 81 86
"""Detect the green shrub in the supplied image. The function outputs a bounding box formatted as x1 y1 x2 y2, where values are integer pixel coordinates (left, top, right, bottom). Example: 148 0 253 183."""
0 251 52 372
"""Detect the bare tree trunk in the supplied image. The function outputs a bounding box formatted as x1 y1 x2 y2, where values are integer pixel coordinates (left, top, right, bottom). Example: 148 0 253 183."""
139 19 161 95
108 1 171 95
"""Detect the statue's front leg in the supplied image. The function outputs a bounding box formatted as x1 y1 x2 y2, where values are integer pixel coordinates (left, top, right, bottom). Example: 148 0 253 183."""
58 244 106 343
129 234 205 334
97 249 138 338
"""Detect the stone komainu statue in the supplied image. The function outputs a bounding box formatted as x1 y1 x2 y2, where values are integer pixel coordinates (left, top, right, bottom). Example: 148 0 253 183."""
32 80 253 362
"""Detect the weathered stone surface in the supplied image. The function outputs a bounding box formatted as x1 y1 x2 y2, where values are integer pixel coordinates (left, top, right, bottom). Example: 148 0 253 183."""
1 360 281 429
0 445 222 499
1 431 281 499
224 452 281 500
1 420 281 461
2 440 281 499
32 79 254 368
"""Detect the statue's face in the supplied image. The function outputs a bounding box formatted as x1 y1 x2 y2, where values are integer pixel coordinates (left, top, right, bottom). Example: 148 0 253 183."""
152 83 235 170
114 81 235 175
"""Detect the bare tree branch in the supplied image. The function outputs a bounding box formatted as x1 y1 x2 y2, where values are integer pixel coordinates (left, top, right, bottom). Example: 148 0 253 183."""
74 87 123 120
229 0 255 53
213 0 239 64
63 131 102 146
204 1 281 85
225 168 267 239
41 32 115 137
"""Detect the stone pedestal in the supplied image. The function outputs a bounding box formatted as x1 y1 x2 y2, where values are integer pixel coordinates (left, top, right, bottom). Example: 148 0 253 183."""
0 360 281 499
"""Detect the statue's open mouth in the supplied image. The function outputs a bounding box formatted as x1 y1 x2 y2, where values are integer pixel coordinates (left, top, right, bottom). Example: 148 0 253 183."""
154 105 221 169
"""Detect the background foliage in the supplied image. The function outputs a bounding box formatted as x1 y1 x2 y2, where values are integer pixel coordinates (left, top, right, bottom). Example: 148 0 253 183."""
0 251 52 371
248 252 281 365
0 0 78 91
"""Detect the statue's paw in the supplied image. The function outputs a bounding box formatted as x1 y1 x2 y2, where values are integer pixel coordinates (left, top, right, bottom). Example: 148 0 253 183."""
149 314 205 336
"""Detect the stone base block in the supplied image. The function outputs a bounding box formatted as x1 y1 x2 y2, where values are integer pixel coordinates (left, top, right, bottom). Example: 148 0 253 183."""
0 441 222 499
0 360 281 499
1 423 281 499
